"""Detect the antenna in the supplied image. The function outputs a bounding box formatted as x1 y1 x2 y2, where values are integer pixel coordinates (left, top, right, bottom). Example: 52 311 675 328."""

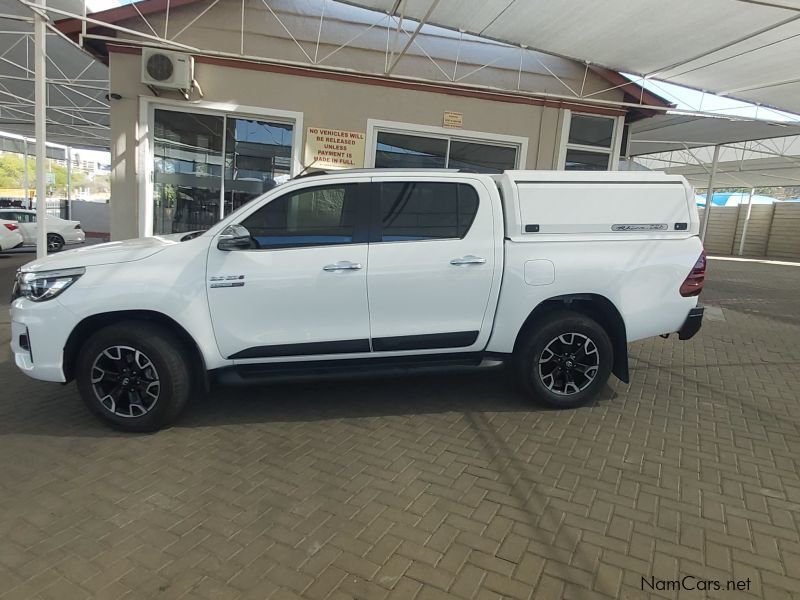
293 158 323 179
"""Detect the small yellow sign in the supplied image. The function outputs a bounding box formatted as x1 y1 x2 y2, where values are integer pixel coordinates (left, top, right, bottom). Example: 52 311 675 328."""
443 111 463 129
304 127 366 170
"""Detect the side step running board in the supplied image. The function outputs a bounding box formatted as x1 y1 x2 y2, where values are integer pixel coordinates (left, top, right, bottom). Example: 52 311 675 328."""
214 353 496 386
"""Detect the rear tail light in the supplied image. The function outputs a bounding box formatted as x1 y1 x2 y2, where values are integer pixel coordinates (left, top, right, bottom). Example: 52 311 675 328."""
680 250 706 297
3 223 18 231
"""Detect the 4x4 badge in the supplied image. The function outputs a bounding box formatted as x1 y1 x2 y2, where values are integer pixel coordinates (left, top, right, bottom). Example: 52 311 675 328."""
209 275 245 288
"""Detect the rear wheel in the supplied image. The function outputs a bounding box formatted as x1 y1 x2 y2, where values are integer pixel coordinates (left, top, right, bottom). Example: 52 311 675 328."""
514 311 613 408
75 322 192 432
47 233 64 252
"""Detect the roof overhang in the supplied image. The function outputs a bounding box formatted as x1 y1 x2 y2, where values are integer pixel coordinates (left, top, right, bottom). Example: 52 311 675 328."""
629 114 800 156
341 0 800 116
0 0 109 148
630 116 800 188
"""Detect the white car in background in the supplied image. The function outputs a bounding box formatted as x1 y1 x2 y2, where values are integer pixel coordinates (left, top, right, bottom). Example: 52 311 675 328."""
0 209 85 252
0 218 24 251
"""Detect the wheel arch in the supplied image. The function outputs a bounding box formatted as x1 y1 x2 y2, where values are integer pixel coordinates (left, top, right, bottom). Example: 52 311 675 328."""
513 294 629 383
63 310 209 390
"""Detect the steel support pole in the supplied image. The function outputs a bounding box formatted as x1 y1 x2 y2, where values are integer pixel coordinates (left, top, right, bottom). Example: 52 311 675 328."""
699 144 720 243
34 0 47 258
738 187 755 256
66 146 71 220
23 138 29 208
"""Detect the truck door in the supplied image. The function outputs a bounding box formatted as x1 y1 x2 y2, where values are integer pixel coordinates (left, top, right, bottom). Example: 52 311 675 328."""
206 178 373 361
366 176 499 354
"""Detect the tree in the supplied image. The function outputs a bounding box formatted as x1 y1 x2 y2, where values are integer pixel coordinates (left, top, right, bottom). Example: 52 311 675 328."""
0 153 30 188
0 152 93 197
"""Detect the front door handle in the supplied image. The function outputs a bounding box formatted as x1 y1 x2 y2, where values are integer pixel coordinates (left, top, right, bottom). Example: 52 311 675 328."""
323 261 363 272
450 255 486 266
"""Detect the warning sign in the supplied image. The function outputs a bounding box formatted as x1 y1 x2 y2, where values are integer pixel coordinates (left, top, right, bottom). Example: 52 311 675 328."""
304 127 366 170
443 111 463 128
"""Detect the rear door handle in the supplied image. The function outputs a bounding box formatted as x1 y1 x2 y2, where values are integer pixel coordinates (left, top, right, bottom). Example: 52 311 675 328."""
323 261 363 272
450 255 486 266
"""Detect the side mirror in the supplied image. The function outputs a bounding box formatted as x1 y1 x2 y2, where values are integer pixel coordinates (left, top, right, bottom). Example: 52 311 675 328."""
217 224 254 251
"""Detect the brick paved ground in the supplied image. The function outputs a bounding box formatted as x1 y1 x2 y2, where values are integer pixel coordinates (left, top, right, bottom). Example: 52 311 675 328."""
1 252 799 599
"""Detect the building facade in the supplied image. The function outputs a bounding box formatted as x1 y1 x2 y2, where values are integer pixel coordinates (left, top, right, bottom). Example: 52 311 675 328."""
58 0 669 240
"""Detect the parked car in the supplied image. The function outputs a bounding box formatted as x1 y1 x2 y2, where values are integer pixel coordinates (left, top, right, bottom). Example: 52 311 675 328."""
0 218 24 251
0 209 85 252
10 170 705 432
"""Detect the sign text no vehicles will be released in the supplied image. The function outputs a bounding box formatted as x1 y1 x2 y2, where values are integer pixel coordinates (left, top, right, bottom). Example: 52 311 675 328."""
305 127 366 169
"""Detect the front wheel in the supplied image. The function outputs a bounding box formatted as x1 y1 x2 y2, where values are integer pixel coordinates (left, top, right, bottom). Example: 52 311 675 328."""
514 310 613 409
75 322 192 432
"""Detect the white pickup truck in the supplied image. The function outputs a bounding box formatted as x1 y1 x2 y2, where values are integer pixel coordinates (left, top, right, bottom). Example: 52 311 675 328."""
10 170 705 431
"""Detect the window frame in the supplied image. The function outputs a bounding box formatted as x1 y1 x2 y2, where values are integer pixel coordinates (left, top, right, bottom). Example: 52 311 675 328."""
557 110 625 171
139 96 303 238
368 180 482 244
365 119 528 172
233 181 372 251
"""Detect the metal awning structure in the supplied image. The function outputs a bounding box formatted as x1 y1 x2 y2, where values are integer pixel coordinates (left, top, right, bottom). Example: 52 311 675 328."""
0 0 109 148
629 114 800 156
342 0 800 115
3 0 800 150
629 115 800 188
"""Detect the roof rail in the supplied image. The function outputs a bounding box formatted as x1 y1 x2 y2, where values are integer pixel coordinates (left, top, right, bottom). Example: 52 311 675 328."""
292 167 485 179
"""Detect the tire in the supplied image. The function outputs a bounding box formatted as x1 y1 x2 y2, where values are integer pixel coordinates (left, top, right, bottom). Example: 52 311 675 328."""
75 321 192 432
514 310 613 409
47 233 65 252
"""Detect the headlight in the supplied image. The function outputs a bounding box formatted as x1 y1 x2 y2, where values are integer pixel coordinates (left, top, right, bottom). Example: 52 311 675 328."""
12 267 85 302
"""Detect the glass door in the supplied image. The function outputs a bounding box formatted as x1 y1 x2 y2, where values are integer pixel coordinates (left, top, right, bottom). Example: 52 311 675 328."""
152 108 295 235
223 117 294 215
153 109 224 234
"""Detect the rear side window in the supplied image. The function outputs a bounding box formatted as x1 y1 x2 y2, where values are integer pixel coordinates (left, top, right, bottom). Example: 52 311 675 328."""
242 184 361 248
378 182 479 241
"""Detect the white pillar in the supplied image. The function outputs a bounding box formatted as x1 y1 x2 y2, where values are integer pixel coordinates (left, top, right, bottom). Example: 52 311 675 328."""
23 138 29 208
66 146 72 220
738 187 755 257
699 144 720 243
34 0 47 258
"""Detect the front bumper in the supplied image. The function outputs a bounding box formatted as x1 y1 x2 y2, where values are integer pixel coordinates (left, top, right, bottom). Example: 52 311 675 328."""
10 298 73 382
678 306 704 340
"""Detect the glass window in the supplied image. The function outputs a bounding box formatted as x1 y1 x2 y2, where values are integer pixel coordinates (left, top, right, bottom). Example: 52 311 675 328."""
562 113 617 171
568 114 615 148
448 141 517 173
565 149 611 171
153 110 224 235
242 184 360 248
374 130 519 173
152 110 295 235
223 117 294 215
375 132 447 168
379 182 479 241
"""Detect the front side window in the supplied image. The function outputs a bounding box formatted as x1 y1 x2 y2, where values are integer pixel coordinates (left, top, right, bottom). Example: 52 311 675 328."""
241 184 361 248
378 182 479 241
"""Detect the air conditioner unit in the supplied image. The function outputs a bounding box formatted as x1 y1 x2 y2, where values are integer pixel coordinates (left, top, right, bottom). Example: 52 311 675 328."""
141 48 194 90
